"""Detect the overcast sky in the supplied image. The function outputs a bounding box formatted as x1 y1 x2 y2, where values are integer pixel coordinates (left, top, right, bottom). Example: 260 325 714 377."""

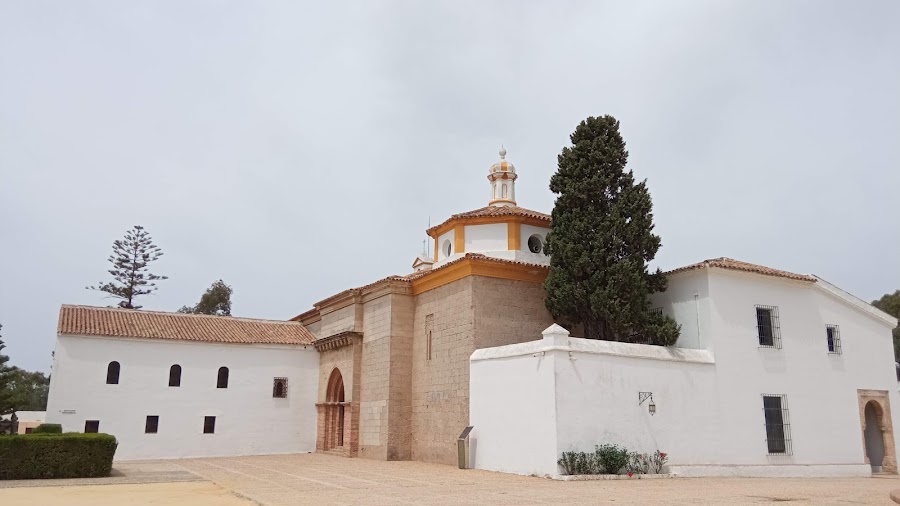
1 1 898 373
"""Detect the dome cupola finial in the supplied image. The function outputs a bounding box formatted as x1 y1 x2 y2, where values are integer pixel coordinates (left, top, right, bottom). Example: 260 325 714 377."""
488 146 517 207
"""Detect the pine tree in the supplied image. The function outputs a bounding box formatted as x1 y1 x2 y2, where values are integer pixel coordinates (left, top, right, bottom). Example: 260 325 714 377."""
544 115 680 345
178 280 233 316
87 225 168 309
0 324 16 416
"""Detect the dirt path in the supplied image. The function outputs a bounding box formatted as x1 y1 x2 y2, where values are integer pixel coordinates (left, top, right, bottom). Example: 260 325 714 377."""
0 481 253 505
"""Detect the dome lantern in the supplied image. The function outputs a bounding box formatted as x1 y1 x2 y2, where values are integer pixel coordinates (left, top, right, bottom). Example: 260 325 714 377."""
488 146 518 207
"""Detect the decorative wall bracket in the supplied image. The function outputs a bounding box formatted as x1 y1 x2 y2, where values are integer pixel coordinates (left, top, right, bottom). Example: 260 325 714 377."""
639 392 656 415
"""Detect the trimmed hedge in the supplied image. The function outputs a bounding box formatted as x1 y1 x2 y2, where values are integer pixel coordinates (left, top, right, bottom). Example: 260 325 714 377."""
31 423 63 434
0 433 118 480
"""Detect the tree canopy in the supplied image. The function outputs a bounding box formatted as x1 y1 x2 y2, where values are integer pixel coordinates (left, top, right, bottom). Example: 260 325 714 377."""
87 225 167 309
0 324 15 416
0 324 51 415
543 115 680 345
178 280 233 316
872 290 900 361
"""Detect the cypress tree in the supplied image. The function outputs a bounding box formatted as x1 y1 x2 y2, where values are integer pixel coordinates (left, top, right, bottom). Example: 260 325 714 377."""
544 115 680 345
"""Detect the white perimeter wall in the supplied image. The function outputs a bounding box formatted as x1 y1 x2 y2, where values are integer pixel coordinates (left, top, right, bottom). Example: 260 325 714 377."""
46 335 319 460
472 270 898 477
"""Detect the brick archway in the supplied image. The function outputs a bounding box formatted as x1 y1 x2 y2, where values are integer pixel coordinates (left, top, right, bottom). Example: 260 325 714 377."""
858 389 897 473
324 368 345 451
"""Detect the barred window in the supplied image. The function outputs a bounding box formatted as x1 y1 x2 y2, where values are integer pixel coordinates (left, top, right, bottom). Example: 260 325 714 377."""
650 307 663 317
756 305 781 349
826 325 841 354
273 377 288 398
763 394 792 455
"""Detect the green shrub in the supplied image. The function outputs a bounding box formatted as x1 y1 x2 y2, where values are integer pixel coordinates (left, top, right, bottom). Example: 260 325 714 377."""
594 444 629 474
0 433 117 480
558 451 597 475
31 424 62 434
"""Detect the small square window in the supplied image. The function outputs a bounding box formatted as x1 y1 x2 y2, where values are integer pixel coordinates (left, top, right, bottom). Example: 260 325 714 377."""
826 325 841 354
145 415 159 434
273 378 288 398
756 305 782 349
85 420 100 433
203 416 216 434
24 427 33 434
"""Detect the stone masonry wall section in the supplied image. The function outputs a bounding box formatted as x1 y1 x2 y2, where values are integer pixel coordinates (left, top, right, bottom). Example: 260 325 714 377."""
359 295 393 459
409 275 553 465
411 277 475 464
387 292 415 460
472 277 555 351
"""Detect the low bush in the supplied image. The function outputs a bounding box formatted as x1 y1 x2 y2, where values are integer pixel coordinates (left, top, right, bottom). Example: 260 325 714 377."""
0 433 118 480
594 444 629 475
558 445 669 476
31 424 62 434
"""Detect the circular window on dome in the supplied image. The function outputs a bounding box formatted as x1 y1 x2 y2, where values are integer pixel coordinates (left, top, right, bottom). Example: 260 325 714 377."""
443 239 452 258
528 235 544 254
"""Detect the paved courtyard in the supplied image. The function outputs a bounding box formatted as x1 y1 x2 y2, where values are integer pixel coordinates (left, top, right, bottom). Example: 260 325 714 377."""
3 453 900 505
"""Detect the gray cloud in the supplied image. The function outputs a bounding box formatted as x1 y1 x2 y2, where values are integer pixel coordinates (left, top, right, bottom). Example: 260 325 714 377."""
1 0 898 372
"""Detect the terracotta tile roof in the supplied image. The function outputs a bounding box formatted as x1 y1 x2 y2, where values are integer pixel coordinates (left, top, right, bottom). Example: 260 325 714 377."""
58 305 316 345
666 257 816 283
426 206 550 235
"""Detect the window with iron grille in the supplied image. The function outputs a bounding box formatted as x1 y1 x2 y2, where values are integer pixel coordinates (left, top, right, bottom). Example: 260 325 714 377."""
273 377 288 398
762 394 792 455
650 307 663 317
826 325 841 354
756 305 781 349
145 415 159 434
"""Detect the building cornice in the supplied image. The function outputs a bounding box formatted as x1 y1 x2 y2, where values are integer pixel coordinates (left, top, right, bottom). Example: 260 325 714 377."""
411 254 548 295
314 331 363 352
428 214 550 239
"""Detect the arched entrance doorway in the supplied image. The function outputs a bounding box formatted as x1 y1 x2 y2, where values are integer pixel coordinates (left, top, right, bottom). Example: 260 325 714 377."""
324 368 345 451
865 400 887 471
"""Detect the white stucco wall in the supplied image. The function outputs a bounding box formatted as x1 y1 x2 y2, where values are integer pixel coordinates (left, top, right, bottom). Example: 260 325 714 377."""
464 223 508 253
46 335 319 460
437 230 454 260
471 270 898 477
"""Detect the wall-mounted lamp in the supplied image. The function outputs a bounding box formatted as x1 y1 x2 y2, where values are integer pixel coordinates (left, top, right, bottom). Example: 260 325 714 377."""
639 392 656 416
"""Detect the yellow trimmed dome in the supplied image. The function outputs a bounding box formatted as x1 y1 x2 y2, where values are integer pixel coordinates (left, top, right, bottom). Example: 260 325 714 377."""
490 147 516 173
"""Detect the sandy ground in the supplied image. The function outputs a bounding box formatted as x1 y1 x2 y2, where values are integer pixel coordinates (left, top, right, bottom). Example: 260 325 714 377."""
3 454 900 505
0 481 253 505
176 453 900 505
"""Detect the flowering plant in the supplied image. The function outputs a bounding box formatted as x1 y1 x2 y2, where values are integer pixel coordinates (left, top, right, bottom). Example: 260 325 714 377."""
648 450 668 474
